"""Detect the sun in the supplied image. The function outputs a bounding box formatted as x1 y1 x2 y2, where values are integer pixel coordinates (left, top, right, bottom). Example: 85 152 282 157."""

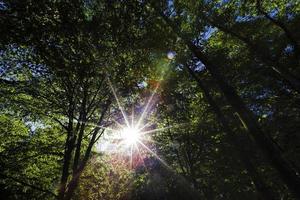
120 126 141 146
96 77 172 169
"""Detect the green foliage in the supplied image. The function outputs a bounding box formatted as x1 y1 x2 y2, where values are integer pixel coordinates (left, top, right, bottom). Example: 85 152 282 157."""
0 115 63 199
1 0 300 199
74 156 133 200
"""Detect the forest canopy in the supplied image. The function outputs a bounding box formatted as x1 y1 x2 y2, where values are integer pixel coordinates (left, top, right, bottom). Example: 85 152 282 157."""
1 0 300 199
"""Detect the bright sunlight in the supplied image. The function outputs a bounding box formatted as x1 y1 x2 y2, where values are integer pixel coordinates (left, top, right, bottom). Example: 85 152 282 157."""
120 126 141 146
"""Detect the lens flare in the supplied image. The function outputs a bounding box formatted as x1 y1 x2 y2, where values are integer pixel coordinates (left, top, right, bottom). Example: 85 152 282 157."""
167 51 176 60
97 77 175 169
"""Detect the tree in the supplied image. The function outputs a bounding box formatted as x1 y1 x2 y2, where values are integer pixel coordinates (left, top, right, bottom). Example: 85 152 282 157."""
1 0 300 199
147 2 300 198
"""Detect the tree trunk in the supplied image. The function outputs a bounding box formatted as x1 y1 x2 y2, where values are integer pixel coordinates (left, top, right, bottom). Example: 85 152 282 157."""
256 0 300 59
63 128 105 200
185 37 300 200
206 19 300 93
63 100 111 200
58 99 76 200
58 130 76 200
72 86 88 173
184 63 275 199
153 7 300 199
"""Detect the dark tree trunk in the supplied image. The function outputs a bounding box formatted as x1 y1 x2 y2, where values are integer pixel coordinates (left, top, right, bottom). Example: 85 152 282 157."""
58 130 76 200
58 98 76 200
63 100 111 200
206 19 300 94
184 63 275 199
256 0 300 59
152 7 300 199
72 86 88 173
185 38 300 200
63 129 105 200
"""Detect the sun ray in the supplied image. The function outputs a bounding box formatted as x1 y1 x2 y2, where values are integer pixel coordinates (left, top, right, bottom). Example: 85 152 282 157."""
136 84 159 129
140 137 166 146
111 118 126 130
107 77 131 128
75 120 118 133
139 126 172 135
130 144 133 168
135 143 150 173
131 105 134 127
96 76 176 173
137 121 153 132
139 122 189 136
137 141 169 168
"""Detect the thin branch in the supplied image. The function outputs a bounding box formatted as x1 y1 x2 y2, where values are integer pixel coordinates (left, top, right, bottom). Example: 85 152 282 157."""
0 173 57 197
53 118 68 131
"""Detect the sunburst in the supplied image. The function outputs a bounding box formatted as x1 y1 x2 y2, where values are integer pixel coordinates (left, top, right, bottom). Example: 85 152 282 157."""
120 126 141 146
96 52 178 168
96 78 172 169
